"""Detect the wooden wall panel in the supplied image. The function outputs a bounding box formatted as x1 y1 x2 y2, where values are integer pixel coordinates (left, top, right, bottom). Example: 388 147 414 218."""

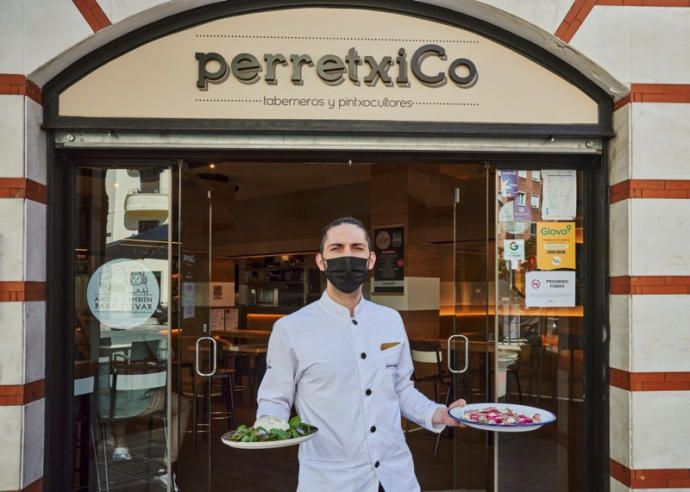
400 310 440 339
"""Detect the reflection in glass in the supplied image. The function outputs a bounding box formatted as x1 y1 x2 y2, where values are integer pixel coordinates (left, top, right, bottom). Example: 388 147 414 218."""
495 169 585 491
72 167 188 491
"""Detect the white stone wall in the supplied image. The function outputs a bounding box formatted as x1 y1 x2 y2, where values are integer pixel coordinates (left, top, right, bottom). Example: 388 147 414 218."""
572 4 690 491
1 1 689 490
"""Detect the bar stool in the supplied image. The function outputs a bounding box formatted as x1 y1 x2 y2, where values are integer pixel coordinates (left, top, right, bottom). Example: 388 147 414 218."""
191 368 236 450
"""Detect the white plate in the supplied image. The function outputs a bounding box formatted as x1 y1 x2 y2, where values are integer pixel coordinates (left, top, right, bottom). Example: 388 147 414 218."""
449 403 556 433
221 426 318 449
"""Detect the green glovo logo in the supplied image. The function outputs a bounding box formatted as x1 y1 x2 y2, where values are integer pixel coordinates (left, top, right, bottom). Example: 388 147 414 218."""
540 224 572 236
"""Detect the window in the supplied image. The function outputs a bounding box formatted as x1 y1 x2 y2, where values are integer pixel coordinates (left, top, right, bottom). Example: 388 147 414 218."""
517 192 526 205
518 170 527 179
530 193 540 208
532 170 541 181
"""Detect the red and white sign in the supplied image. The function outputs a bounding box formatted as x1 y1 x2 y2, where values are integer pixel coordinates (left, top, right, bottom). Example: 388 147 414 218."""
525 271 575 307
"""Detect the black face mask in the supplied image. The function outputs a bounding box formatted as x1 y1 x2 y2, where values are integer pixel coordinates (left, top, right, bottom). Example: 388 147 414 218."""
323 256 369 294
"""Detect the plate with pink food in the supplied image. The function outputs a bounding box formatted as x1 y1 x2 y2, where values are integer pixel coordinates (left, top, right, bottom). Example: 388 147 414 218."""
448 403 556 432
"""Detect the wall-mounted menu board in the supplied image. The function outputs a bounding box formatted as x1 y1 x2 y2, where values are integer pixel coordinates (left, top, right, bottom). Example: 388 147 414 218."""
373 225 404 294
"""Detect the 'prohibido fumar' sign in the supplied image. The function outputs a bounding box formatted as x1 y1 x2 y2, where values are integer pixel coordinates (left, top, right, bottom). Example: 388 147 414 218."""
87 258 160 329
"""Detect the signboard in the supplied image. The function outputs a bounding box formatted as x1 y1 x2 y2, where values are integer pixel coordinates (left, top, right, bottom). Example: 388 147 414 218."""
504 239 525 262
210 307 225 331
58 8 598 124
513 203 532 222
182 282 195 319
210 282 235 306
373 225 404 293
213 285 223 300
86 258 160 329
537 222 575 270
525 271 576 307
542 170 577 220
500 170 518 197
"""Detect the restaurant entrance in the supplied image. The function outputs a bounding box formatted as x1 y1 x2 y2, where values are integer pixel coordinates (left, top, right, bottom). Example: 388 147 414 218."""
45 2 613 489
67 154 591 491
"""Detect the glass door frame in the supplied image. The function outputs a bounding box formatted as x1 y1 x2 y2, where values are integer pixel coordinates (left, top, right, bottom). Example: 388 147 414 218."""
171 160 217 491
490 156 609 492
448 162 494 491
47 155 178 491
448 156 609 492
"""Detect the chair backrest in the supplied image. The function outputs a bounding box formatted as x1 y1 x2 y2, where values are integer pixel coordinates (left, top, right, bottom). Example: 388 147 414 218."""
112 369 167 391
129 339 160 361
409 342 445 381
100 357 167 419
558 333 584 351
111 340 167 391
411 348 443 364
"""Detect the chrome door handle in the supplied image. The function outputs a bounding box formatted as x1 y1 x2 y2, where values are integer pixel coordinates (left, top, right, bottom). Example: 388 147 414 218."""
195 336 217 377
447 334 469 374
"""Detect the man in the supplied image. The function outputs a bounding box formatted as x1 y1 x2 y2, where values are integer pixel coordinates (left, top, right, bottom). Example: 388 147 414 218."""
256 217 465 491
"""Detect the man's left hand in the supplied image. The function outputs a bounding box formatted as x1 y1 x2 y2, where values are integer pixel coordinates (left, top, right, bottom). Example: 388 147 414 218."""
431 399 467 428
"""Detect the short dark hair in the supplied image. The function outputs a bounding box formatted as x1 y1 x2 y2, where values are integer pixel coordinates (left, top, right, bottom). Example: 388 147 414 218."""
320 216 372 253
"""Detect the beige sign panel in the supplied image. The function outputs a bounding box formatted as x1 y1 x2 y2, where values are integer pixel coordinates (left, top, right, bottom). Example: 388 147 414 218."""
59 8 598 124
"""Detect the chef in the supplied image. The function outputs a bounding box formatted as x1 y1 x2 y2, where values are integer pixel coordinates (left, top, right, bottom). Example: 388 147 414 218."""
256 216 466 492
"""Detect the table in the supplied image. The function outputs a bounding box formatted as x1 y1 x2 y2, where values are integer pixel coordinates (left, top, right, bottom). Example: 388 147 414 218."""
410 336 527 401
213 329 272 341
410 336 525 354
216 342 268 404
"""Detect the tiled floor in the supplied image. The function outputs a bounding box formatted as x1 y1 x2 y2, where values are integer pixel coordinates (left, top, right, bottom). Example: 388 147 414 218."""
82 363 583 491
174 384 584 491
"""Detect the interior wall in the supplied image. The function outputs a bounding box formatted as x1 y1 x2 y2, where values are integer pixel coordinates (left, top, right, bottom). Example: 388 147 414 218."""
215 181 370 257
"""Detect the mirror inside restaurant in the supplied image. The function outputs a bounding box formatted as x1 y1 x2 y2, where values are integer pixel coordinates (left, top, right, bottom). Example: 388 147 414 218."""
71 160 585 491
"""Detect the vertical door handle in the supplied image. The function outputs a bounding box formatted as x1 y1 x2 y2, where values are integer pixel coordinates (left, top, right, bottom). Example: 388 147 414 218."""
195 336 217 377
447 334 469 374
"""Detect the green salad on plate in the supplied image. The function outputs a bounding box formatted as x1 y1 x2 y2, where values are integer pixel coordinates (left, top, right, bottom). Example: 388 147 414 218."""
229 416 314 443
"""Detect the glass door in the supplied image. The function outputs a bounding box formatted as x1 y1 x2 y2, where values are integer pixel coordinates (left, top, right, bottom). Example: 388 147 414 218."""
494 168 586 491
449 163 494 490
449 165 587 491
72 165 173 491
171 162 217 491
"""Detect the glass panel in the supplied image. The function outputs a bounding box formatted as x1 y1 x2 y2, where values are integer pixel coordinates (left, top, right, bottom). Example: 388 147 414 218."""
160 160 500 491
495 168 585 491
172 164 213 491
72 166 172 491
452 164 493 490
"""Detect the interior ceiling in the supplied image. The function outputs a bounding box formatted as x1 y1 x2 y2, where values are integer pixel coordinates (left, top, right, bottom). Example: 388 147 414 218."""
189 161 372 201
186 161 482 202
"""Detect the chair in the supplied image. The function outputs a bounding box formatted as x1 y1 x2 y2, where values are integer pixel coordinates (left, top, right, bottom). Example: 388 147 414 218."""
72 360 99 490
190 342 236 450
408 341 455 456
469 349 523 404
95 340 168 491
500 350 524 404
410 342 448 403
555 333 584 401
534 331 584 403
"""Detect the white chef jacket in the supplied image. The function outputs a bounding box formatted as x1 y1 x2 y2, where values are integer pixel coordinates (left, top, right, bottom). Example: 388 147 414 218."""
256 291 445 492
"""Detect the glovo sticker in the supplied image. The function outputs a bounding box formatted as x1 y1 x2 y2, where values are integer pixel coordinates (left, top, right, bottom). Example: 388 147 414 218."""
536 222 575 270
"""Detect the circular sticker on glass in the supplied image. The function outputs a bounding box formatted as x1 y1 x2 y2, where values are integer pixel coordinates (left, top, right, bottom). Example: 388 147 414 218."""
498 202 529 234
86 258 160 329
